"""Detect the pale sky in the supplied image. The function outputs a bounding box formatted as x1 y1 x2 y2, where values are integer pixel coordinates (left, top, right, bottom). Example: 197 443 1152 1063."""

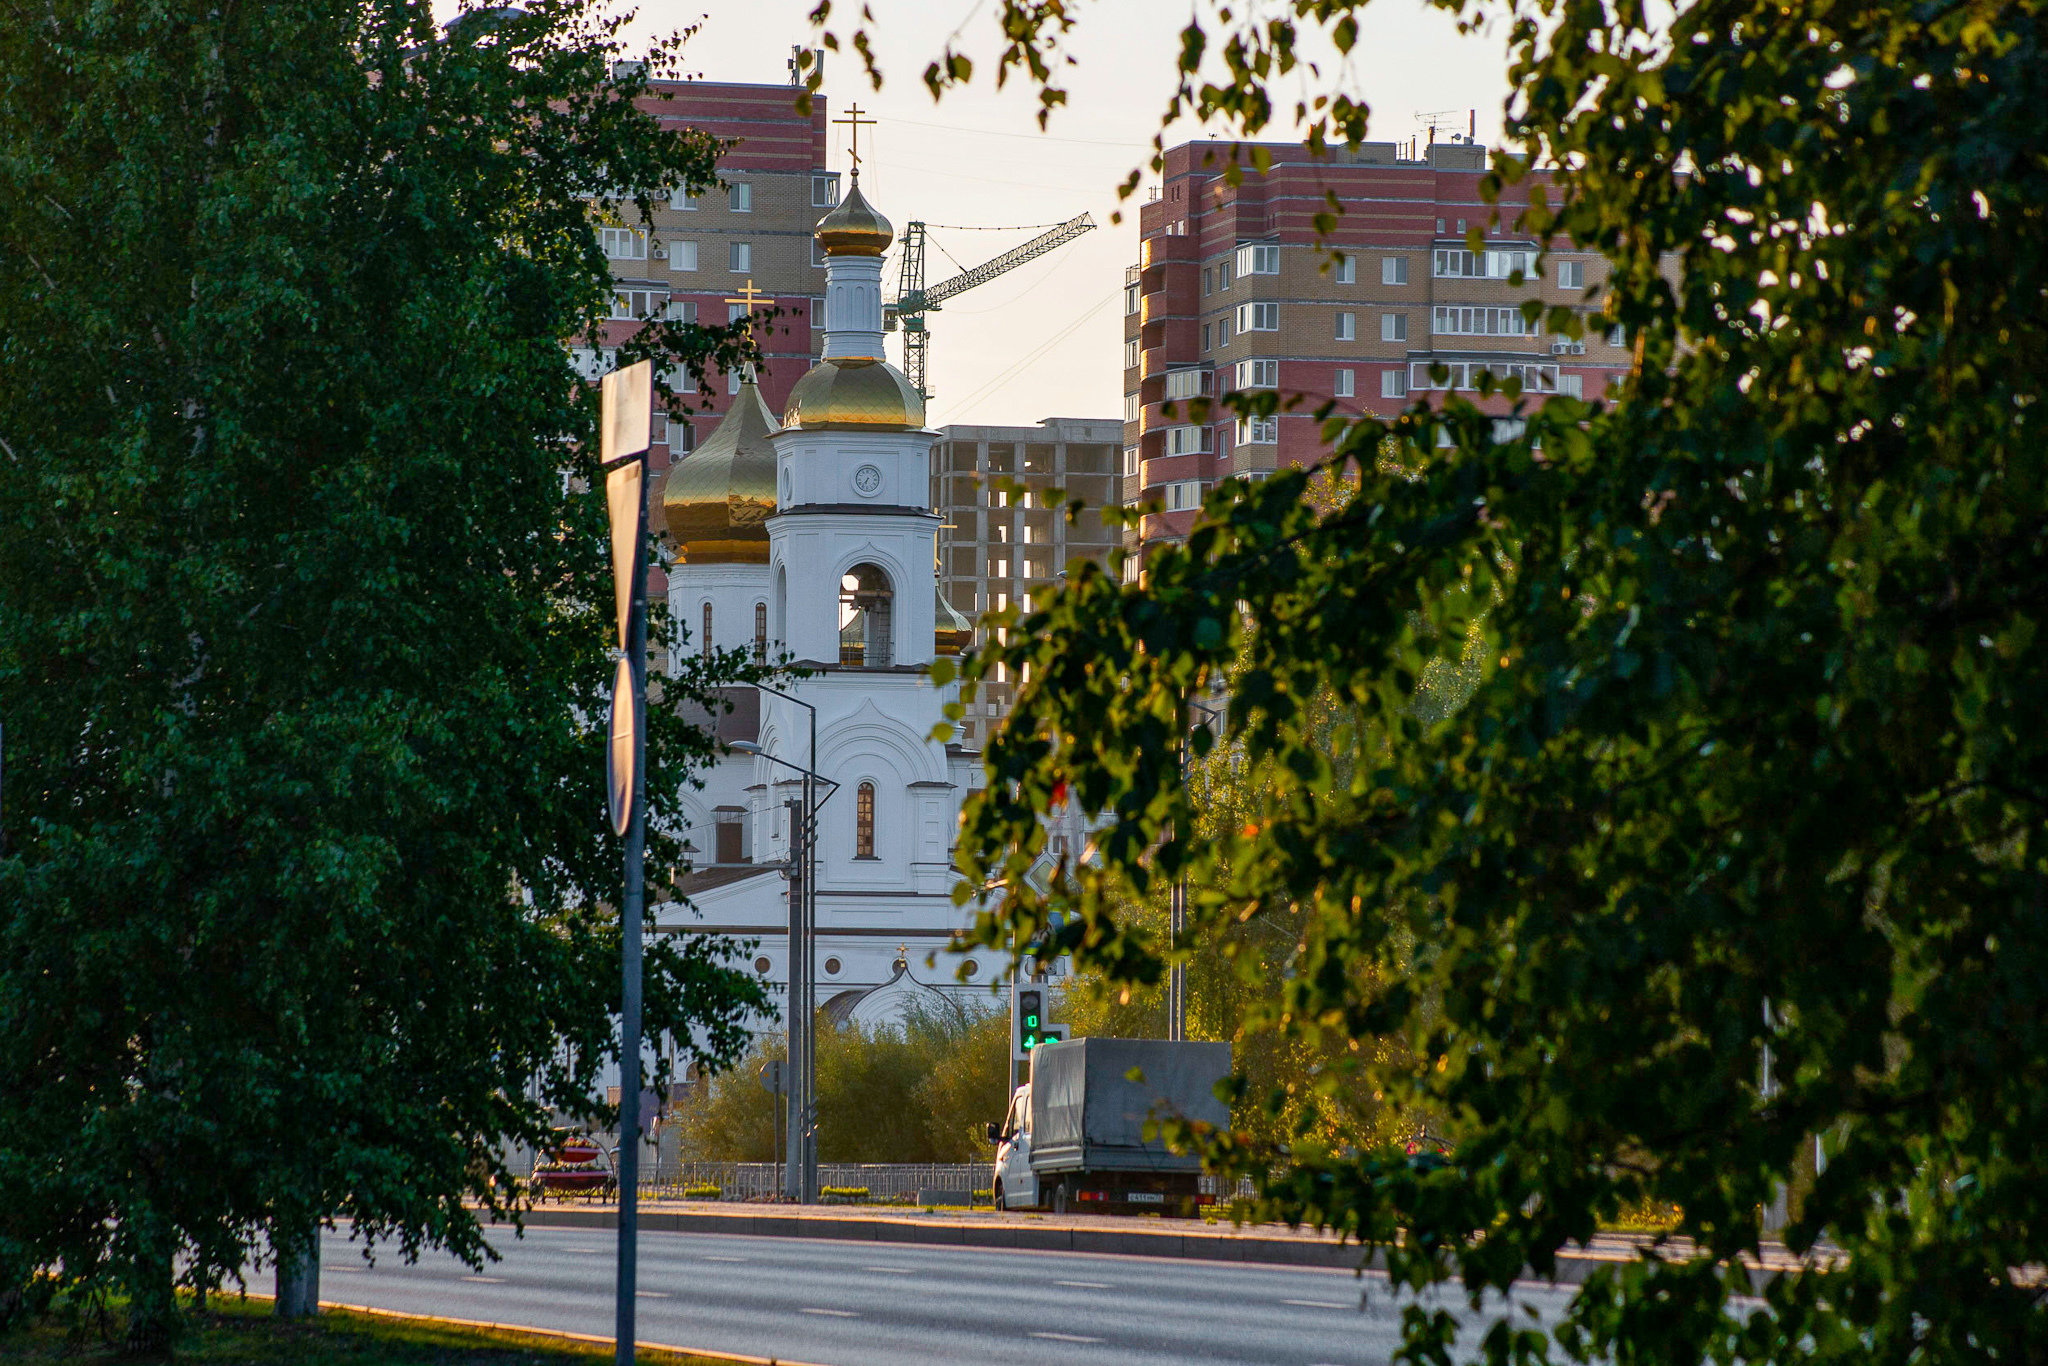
616 0 1517 427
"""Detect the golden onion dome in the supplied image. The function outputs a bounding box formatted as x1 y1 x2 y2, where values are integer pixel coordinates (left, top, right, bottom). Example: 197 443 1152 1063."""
813 177 894 257
782 356 926 431
934 586 973 656
657 374 778 564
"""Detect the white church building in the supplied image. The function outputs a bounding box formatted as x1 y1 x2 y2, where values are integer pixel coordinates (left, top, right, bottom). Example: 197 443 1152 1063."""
652 175 993 1032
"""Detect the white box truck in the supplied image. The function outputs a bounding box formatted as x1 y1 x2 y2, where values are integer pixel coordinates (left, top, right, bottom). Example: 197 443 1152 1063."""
986 1037 1231 1215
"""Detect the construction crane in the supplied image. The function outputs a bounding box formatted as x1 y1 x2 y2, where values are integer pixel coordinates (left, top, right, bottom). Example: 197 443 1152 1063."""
886 213 1096 403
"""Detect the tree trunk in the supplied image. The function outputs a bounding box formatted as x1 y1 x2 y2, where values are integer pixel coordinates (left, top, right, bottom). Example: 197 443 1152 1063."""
272 1228 320 1319
122 1225 178 1357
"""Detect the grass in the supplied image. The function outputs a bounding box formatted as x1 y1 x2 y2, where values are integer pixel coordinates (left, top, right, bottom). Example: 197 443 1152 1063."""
0 1294 747 1366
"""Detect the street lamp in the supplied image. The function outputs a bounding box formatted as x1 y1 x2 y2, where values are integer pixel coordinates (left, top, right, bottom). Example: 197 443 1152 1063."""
727 737 837 1202
1169 697 1225 1042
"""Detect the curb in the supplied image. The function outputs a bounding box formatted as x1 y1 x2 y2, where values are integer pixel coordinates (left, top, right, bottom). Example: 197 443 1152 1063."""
491 1206 1805 1290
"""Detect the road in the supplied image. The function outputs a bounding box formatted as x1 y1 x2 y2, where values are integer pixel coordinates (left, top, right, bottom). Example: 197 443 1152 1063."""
310 1222 1574 1366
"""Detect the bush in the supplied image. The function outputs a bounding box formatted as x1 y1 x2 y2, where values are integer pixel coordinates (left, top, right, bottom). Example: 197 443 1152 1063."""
682 1184 723 1200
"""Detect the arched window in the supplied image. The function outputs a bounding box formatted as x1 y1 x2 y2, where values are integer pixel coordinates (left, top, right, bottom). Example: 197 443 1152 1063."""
838 564 894 667
854 781 876 859
701 602 713 660
754 602 768 661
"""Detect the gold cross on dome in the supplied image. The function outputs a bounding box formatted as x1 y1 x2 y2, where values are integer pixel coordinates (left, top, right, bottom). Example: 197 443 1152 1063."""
833 103 877 172
723 278 768 319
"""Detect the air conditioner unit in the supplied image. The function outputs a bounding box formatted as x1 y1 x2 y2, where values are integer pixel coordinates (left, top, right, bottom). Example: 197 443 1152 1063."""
652 243 666 260
1550 340 1585 356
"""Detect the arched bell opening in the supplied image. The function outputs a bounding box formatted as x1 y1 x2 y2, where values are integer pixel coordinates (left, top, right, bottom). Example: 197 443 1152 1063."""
838 563 895 667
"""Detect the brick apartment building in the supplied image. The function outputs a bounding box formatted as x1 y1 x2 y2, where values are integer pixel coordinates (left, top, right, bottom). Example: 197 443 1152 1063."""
929 419 1123 741
1123 139 1634 551
574 76 840 595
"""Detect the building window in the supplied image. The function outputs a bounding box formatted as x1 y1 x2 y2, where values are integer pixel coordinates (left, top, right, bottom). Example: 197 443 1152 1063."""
839 564 894 667
1218 259 1234 290
665 300 698 325
855 782 876 858
754 602 768 659
1383 256 1409 286
1164 368 1206 400
1433 247 1536 280
1201 322 1212 351
1165 479 1203 511
1234 358 1278 389
1456 218 1466 233
664 363 698 395
1122 446 1139 476
669 239 698 272
602 227 648 260
728 303 751 324
1561 374 1584 397
610 287 662 320
727 369 740 394
812 173 840 207
1235 416 1278 444
1202 266 1214 294
1436 217 1446 234
672 188 700 210
1123 392 1140 424
1234 243 1280 275
1218 316 1232 346
1382 369 1409 398
729 182 752 213
1335 311 1357 341
1335 368 1355 398
1335 255 1356 284
1608 323 1627 347
1382 312 1408 342
1166 424 1210 455
1124 281 1140 315
1124 339 1140 369
667 414 693 450
1410 360 1558 392
700 602 713 659
1433 305 1533 336
1235 302 1278 332
1559 259 1585 289
729 241 751 273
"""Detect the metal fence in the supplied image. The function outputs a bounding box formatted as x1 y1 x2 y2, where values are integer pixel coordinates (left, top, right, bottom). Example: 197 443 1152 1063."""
645 1162 995 1202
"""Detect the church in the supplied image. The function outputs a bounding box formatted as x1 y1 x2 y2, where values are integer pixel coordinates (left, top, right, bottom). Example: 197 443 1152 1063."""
652 174 991 1032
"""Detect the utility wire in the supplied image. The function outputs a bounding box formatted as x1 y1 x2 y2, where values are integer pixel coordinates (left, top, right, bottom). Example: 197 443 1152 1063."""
944 293 1116 418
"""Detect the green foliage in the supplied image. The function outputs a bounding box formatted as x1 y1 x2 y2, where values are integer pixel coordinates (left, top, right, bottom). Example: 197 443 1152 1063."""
827 1 2048 1364
679 1001 1010 1163
0 0 770 1336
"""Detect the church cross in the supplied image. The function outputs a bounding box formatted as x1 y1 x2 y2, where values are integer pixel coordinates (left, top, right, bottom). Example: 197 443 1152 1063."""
833 103 877 174
723 278 769 317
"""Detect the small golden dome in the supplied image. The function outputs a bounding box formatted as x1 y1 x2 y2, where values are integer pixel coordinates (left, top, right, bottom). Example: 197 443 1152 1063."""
783 356 926 431
658 375 778 564
813 177 894 257
934 586 973 656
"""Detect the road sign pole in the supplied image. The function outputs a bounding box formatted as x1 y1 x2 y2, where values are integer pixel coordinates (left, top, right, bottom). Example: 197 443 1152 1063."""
601 362 653 1366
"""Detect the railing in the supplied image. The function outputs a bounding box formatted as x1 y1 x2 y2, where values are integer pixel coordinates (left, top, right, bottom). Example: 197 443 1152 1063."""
647 1162 997 1203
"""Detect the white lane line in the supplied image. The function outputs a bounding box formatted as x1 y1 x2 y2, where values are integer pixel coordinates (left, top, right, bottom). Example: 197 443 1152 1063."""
862 1266 914 1274
1031 1331 1103 1343
1283 1298 1354 1309
562 1247 603 1255
463 1275 507 1284
702 1255 749 1263
324 1265 364 1272
1055 1280 1112 1289
637 1290 670 1299
800 1307 859 1318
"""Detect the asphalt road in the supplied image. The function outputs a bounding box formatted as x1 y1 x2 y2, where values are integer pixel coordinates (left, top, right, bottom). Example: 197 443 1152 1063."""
310 1222 1575 1366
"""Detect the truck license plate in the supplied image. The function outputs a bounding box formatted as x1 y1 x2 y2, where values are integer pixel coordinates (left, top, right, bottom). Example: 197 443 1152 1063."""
1126 1191 1165 1203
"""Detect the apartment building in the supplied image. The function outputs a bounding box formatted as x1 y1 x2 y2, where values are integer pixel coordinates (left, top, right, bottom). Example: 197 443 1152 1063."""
931 418 1123 739
575 77 841 595
1123 139 1633 549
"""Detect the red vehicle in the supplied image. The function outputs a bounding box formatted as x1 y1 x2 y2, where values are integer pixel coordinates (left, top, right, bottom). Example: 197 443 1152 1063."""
530 1132 618 1202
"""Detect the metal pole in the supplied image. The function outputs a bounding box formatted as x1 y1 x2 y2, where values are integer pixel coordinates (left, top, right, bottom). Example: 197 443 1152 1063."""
784 797 805 1199
1169 712 1187 1042
803 706 819 1203
616 470 647 1366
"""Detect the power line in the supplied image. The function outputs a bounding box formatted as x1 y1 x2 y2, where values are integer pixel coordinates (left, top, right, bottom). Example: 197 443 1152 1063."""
943 293 1116 419
922 221 1073 231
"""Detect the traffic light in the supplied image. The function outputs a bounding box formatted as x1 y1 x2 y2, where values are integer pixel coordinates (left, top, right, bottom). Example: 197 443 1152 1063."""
1017 988 1044 1055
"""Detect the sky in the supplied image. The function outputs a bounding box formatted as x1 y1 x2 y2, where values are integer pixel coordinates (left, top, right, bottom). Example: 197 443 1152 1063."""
616 0 1520 428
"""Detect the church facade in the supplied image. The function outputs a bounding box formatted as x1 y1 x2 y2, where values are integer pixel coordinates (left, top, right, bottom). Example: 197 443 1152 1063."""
654 176 990 1032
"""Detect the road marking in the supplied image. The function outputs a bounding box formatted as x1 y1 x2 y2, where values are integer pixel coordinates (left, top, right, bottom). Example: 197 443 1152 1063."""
637 1290 670 1299
1055 1280 1112 1289
463 1276 506 1284
562 1247 603 1255
1283 1298 1354 1309
1031 1331 1103 1343
862 1266 914 1274
800 1308 859 1318
702 1255 749 1263
323 1265 363 1272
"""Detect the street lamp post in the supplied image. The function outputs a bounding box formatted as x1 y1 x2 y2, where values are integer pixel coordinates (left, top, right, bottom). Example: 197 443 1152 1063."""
729 734 836 1203
1169 698 1225 1043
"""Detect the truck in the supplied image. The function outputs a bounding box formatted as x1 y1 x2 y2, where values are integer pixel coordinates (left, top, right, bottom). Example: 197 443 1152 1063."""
986 1037 1232 1216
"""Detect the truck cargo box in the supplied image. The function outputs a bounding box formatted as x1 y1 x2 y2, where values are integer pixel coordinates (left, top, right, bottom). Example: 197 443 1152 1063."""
1028 1037 1231 1174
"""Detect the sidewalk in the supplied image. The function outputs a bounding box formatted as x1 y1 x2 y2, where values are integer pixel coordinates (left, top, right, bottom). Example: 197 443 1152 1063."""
486 1199 1822 1286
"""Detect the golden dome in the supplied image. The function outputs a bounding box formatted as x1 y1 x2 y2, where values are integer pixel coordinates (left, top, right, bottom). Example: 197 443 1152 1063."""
658 375 778 564
934 586 973 656
783 356 926 431
813 177 894 257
